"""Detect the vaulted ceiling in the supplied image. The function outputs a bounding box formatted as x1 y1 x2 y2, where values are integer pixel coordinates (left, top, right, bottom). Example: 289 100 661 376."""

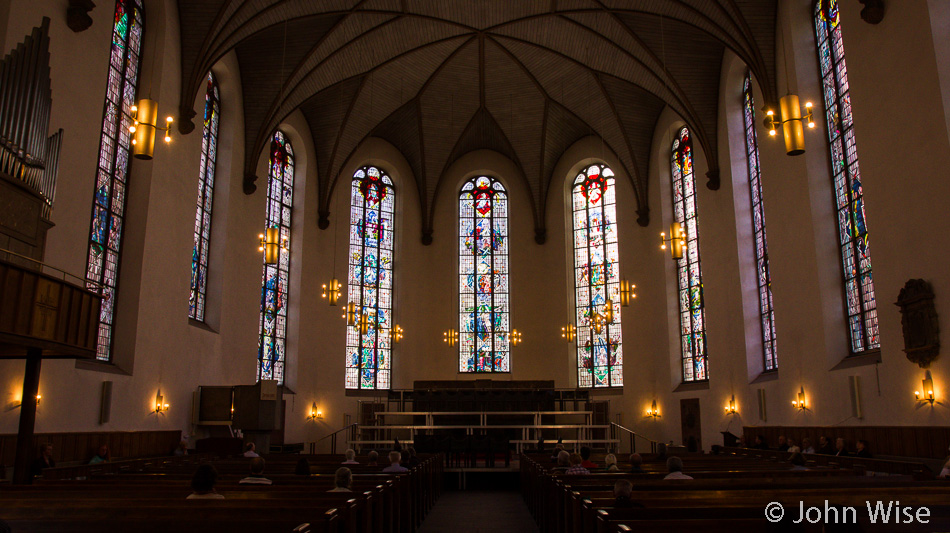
176 0 778 243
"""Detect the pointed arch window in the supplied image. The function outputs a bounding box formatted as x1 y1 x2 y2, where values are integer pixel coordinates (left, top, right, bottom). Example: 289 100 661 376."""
671 127 708 382
84 0 145 361
815 0 879 353
571 164 623 388
459 176 510 373
189 72 220 322
346 166 395 390
742 73 778 371
258 131 294 384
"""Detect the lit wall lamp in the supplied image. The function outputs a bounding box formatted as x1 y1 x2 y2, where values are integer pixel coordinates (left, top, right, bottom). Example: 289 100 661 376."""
258 227 288 265
791 386 809 411
645 400 660 419
307 402 323 421
561 323 576 343
153 389 169 414
765 95 815 156
660 222 687 260
510 329 522 346
443 329 457 346
619 280 636 307
915 370 936 405
321 279 341 305
128 99 173 160
389 325 404 344
725 395 738 415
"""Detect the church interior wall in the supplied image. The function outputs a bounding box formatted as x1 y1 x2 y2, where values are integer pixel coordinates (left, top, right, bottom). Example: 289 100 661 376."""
1 0 949 455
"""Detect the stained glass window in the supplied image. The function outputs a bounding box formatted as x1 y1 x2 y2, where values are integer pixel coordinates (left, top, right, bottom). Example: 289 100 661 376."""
346 166 395 390
189 72 220 322
458 176 510 373
572 164 623 388
671 127 708 382
84 0 144 361
742 73 778 371
815 0 879 353
258 131 294 384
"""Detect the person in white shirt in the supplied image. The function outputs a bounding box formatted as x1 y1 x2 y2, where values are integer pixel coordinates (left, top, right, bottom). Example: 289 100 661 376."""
382 451 409 473
801 438 816 454
663 456 693 480
328 467 353 492
239 457 272 485
341 449 359 465
187 464 225 499
243 442 260 458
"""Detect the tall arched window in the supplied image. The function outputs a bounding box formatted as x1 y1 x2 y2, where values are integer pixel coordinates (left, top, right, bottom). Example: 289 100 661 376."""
346 166 395 390
742 73 778 371
671 127 708 382
459 176 509 373
189 72 220 322
85 0 144 361
815 0 879 353
572 164 623 388
258 131 294 384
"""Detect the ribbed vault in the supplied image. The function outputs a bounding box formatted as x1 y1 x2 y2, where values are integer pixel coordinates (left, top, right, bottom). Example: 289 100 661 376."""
175 0 778 242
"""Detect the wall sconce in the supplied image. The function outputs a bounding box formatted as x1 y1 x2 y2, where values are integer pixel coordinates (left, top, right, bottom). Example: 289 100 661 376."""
915 370 935 404
321 279 341 305
443 329 457 346
510 329 522 346
153 389 169 414
792 386 808 411
561 323 576 343
128 99 173 160
389 325 404 344
307 402 323 421
725 395 737 415
619 280 636 307
645 400 660 419
765 95 815 156
258 227 288 265
660 222 686 260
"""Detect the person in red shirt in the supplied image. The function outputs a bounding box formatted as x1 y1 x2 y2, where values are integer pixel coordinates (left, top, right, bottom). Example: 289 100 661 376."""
579 446 597 469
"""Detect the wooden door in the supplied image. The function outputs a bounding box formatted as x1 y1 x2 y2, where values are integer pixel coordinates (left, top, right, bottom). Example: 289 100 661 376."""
680 398 702 452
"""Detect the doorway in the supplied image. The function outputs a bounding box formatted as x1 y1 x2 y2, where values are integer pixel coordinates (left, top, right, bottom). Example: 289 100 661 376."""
680 398 702 452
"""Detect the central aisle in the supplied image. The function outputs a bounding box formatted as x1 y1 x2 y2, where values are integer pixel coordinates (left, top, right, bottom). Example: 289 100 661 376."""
418 490 539 533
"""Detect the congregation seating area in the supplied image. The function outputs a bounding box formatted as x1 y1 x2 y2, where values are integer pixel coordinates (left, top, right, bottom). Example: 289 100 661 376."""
520 451 950 532
0 451 443 532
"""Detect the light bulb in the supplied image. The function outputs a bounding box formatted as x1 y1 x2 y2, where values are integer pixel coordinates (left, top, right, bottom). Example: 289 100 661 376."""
164 136 171 142
766 109 774 116
769 130 776 136
166 116 174 123
131 139 137 145
129 125 136 133
805 102 813 108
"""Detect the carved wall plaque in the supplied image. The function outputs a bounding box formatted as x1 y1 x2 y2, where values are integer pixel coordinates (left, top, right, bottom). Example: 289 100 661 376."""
895 279 939 368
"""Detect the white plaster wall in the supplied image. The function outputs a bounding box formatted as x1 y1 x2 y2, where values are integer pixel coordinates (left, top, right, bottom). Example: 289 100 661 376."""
3 0 950 455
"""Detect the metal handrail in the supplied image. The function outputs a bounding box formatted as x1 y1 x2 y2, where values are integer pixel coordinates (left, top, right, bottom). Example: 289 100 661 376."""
311 423 358 455
610 422 659 454
0 248 103 290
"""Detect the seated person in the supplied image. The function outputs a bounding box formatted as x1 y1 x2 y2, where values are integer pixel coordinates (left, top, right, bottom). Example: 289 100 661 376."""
89 444 110 464
817 436 834 455
855 439 872 458
243 442 260 458
628 453 644 473
788 452 808 470
367 450 379 466
329 467 353 492
565 453 590 475
613 479 643 508
751 435 768 450
187 464 224 499
834 437 850 457
552 450 570 472
382 451 409 473
603 453 619 472
801 438 816 454
341 448 359 465
786 438 801 454
776 435 789 451
30 443 55 477
579 446 597 469
550 443 565 462
239 457 272 485
173 440 189 457
663 456 693 480
294 458 311 476
938 451 950 479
